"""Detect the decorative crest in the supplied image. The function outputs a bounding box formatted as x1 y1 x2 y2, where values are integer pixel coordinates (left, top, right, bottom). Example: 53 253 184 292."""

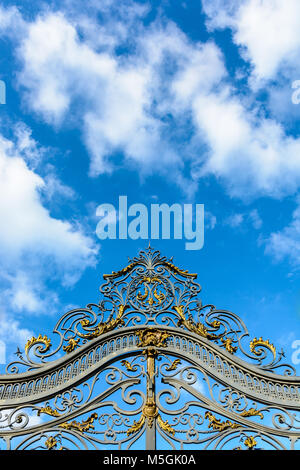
3 245 296 375
0 245 299 451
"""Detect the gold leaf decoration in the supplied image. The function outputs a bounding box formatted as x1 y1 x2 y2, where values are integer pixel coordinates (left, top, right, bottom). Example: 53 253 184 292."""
205 411 240 431
45 436 58 450
174 305 221 341
157 415 175 435
162 261 197 278
220 337 238 354
136 289 148 303
126 409 175 436
136 328 170 348
244 436 257 449
37 405 61 417
103 262 138 280
103 259 197 281
63 338 80 354
165 359 181 371
141 276 161 284
173 306 240 354
78 305 128 340
25 334 51 354
136 277 166 306
153 288 165 305
59 412 98 433
126 415 146 436
240 408 264 420
250 337 276 358
121 360 137 372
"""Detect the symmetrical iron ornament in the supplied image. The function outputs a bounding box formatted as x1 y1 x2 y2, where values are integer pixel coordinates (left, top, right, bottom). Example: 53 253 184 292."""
0 245 299 450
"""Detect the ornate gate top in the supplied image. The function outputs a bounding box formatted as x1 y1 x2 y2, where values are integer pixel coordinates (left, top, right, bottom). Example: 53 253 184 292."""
2 245 296 376
0 245 299 451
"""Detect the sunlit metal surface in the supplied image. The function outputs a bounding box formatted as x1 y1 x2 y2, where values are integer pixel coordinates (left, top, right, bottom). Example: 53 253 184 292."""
0 245 299 450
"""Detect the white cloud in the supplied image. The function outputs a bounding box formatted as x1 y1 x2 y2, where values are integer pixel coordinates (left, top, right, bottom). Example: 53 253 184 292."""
0 313 33 347
43 170 76 202
265 200 300 268
0 133 97 272
202 0 300 84
2 4 300 203
0 309 34 368
0 4 26 39
13 11 226 184
235 0 300 82
200 0 300 132
16 12 155 173
12 122 47 168
249 209 262 230
1 270 60 315
190 91 300 198
224 208 262 230
0 123 99 357
205 211 217 230
0 405 43 429
0 126 98 328
225 213 244 228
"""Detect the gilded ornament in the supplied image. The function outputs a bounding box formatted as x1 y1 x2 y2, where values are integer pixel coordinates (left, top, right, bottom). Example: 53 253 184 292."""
136 289 148 303
174 305 221 341
103 261 138 279
142 402 159 428
250 337 276 358
153 288 165 304
205 411 240 431
157 415 175 435
220 337 238 354
78 305 128 340
102 257 197 281
37 405 61 417
127 406 175 436
136 277 166 306
136 328 170 348
45 436 58 450
141 276 161 284
240 408 263 420
162 261 197 278
25 334 51 354
121 360 138 372
127 415 145 436
59 412 98 433
63 338 80 354
244 436 257 449
165 358 181 371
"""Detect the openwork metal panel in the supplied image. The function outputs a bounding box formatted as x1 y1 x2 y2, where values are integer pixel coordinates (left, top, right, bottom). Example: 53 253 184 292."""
0 245 299 450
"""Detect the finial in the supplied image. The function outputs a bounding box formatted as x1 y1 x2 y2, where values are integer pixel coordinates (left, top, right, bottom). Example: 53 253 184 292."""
147 240 154 251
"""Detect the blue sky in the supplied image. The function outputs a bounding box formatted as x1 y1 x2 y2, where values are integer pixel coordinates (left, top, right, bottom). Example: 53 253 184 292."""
0 0 300 373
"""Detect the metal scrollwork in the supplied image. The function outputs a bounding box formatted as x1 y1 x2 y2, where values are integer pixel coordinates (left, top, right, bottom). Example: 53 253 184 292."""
0 245 299 450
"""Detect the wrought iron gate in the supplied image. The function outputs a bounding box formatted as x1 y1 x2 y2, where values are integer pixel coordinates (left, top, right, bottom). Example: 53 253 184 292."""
0 246 299 450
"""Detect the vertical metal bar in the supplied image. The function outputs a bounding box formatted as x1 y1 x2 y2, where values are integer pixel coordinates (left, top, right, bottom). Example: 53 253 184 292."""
146 418 156 450
145 348 157 450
